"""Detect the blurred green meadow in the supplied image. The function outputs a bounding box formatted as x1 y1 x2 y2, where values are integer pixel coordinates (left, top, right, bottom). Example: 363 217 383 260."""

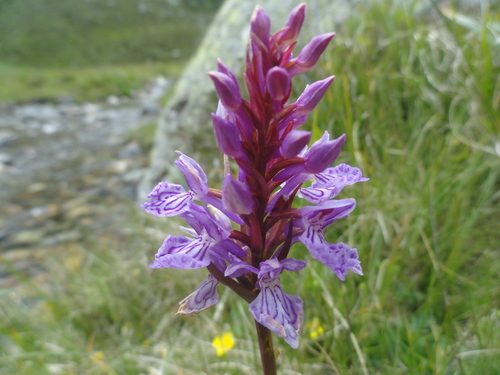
1 0 500 374
0 0 221 102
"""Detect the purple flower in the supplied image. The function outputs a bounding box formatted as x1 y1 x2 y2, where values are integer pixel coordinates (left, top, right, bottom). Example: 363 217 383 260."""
142 152 245 224
208 71 242 111
313 163 370 188
274 3 306 48
141 181 193 217
141 153 209 217
211 113 243 158
225 253 258 278
150 204 244 270
303 132 345 173
250 5 271 47
299 163 369 203
280 130 311 158
248 259 306 348
286 33 335 77
141 4 368 355
266 132 348 211
177 275 220 315
266 67 291 101
309 242 363 281
296 76 335 116
293 199 363 280
222 174 254 215
273 131 346 183
296 198 356 251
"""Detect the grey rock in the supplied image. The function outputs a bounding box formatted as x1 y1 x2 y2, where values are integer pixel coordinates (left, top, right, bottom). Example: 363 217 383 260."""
11 230 46 246
29 204 59 220
40 230 81 247
107 95 120 105
17 105 60 122
118 142 143 159
0 131 18 146
122 168 147 183
0 152 13 165
41 122 62 134
141 102 159 116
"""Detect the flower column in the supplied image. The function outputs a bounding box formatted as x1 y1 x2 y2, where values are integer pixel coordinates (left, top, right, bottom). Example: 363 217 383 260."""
141 4 368 374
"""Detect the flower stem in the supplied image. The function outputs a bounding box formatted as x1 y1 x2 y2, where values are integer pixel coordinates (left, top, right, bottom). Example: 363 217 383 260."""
255 320 277 375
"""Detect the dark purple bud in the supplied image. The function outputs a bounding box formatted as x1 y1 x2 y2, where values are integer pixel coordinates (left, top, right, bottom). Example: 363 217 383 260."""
280 129 311 158
296 76 335 116
208 71 242 111
288 32 335 76
222 174 253 215
279 3 306 45
217 59 238 84
250 5 271 46
211 114 242 157
266 67 291 100
304 132 346 173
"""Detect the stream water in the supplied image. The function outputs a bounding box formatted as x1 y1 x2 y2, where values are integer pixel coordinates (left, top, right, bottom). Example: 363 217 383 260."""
0 77 171 286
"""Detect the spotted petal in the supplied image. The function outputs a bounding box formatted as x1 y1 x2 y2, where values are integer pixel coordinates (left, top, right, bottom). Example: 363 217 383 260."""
309 242 363 281
249 276 303 348
177 275 219 315
298 186 341 203
314 163 369 188
225 255 258 278
150 233 213 270
297 199 356 250
141 182 193 217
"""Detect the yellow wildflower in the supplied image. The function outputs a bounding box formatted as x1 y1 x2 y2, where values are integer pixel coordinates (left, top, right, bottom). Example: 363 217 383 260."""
212 332 235 356
308 317 325 339
93 351 104 360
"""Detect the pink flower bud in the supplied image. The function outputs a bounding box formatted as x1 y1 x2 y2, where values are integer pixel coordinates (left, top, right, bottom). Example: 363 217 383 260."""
211 114 242 157
266 67 291 100
296 76 335 115
208 71 242 111
250 5 271 46
304 132 346 173
287 33 335 76
280 130 311 158
217 59 238 83
222 174 253 215
279 3 306 46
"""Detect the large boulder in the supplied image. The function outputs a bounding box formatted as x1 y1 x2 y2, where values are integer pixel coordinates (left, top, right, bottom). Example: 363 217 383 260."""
138 0 357 201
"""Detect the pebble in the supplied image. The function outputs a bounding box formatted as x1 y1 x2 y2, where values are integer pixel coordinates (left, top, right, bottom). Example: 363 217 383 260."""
0 152 13 165
11 230 46 246
118 142 143 159
107 95 120 105
65 205 94 220
0 131 18 146
29 204 59 220
41 122 62 134
107 160 131 174
41 230 81 247
26 183 47 193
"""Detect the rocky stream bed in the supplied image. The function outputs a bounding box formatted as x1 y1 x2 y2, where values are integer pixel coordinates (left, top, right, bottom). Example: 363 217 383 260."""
0 77 171 287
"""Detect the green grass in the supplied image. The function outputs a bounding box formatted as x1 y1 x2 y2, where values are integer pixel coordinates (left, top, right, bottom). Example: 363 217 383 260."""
0 0 221 103
1 1 499 374
0 0 222 67
0 62 184 103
